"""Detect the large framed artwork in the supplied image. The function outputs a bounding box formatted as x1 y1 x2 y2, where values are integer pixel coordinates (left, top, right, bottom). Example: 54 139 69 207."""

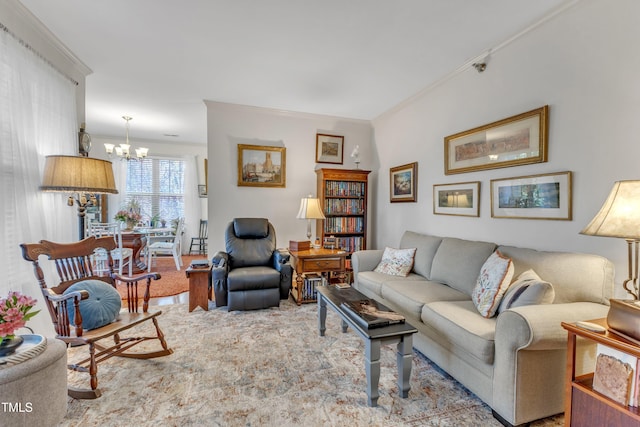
490 171 572 220
444 105 549 175
237 144 286 188
390 162 418 203
316 133 344 164
433 181 480 217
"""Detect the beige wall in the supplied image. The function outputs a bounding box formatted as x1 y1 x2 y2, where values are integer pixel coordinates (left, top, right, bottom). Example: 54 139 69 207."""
370 0 640 297
205 101 373 252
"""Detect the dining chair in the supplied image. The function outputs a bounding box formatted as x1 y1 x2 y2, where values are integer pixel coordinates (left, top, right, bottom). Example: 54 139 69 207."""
188 219 208 255
146 218 185 271
87 222 133 276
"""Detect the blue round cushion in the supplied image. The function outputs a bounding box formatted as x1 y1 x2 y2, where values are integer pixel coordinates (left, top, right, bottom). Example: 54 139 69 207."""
63 280 122 330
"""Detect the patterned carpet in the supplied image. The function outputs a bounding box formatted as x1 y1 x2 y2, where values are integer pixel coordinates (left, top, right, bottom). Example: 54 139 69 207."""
60 300 564 427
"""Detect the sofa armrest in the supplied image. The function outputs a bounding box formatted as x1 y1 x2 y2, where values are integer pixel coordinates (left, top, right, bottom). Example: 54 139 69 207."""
351 249 384 275
496 302 610 351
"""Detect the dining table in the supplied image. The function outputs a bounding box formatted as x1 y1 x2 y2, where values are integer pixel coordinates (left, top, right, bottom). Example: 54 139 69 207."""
122 227 174 273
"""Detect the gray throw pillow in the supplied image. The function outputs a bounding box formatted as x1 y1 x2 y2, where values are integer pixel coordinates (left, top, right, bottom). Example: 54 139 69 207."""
497 269 555 313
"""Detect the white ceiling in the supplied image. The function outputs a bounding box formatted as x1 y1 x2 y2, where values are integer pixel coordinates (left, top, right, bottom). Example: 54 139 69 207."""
19 0 570 144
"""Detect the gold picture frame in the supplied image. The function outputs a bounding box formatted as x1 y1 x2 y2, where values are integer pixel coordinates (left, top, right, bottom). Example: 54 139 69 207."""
237 144 286 188
315 133 344 164
433 181 480 217
490 171 572 220
444 105 549 175
390 162 418 203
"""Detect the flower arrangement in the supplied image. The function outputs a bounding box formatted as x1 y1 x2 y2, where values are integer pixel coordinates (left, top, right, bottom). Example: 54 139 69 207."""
114 209 142 224
0 291 39 344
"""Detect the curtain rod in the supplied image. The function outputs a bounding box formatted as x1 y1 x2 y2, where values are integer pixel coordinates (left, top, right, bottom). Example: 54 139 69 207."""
0 22 79 86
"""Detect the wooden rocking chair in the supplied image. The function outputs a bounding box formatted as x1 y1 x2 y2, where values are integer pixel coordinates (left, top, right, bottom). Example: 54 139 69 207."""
20 236 173 399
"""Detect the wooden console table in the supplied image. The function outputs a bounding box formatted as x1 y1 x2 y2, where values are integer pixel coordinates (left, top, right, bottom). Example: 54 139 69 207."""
289 248 348 304
562 318 640 426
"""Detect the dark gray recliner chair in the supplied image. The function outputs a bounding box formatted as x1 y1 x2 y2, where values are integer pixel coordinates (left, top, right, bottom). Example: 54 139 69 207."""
211 218 292 311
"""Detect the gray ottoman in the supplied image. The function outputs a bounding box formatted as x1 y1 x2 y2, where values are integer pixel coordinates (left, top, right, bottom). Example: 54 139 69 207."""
0 338 67 427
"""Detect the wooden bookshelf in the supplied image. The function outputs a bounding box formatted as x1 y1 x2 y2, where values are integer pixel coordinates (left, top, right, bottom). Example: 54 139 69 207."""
315 168 370 255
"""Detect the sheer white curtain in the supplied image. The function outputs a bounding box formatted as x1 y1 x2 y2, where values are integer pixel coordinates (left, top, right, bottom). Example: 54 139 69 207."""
183 155 201 254
0 26 77 336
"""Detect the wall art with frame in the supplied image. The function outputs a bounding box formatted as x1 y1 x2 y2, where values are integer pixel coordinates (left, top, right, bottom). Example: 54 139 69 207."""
390 162 418 203
433 181 480 217
315 133 344 164
490 171 572 220
444 105 549 175
237 144 286 188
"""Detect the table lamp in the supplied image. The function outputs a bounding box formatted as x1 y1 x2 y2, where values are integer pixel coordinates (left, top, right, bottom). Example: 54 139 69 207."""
581 180 640 299
296 194 326 245
40 155 118 240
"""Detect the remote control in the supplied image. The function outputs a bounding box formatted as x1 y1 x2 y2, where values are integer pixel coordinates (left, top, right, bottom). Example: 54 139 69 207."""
576 321 606 333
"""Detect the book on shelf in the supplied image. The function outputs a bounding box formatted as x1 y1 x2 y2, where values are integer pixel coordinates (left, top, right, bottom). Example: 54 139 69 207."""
340 299 405 329
593 343 640 407
301 273 322 300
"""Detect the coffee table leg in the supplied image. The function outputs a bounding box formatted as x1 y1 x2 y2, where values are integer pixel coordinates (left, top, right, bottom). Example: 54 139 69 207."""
397 334 413 398
318 294 327 337
341 319 348 333
365 339 381 407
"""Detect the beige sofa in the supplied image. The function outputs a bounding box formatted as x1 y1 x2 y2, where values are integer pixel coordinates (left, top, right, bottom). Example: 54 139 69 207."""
351 231 614 426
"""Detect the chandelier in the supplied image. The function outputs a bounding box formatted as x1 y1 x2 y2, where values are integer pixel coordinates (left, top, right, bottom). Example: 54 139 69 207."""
104 116 149 161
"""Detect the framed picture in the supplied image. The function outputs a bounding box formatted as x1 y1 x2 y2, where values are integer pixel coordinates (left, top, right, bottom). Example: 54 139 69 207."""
237 144 286 188
198 184 207 198
490 171 572 220
444 105 549 175
316 133 344 164
433 181 480 217
390 162 418 203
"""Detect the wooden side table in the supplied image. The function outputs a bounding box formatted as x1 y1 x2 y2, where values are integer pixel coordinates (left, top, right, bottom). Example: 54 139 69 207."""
288 248 348 304
185 264 212 312
562 318 640 426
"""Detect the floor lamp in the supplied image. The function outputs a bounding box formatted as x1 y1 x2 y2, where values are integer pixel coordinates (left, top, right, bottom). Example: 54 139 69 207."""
580 180 640 300
40 155 119 240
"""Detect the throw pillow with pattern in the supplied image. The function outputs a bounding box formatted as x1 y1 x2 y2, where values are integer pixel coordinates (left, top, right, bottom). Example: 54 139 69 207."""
374 247 417 277
472 250 514 318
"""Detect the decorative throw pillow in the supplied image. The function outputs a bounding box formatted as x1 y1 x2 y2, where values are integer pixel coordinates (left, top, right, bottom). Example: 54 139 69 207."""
472 250 514 318
497 269 555 313
63 279 122 330
374 247 417 277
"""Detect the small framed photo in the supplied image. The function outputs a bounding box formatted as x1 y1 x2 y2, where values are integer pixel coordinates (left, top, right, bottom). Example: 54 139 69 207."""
237 144 286 188
490 171 572 220
198 184 207 198
433 181 480 217
390 162 418 203
316 133 344 164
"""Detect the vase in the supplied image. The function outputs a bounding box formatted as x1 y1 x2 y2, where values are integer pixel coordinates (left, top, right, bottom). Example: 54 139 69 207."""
125 219 137 231
0 336 24 357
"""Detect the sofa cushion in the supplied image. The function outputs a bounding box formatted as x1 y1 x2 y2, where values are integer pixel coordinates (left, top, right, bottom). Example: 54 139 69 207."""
63 280 122 331
498 245 614 304
472 250 514 318
357 271 425 298
374 247 416 276
497 269 555 313
381 280 470 316
399 232 443 279
430 238 497 296
421 300 497 364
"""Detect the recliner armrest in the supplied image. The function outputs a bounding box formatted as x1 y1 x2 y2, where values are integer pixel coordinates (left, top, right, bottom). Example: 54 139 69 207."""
274 249 290 264
211 251 229 270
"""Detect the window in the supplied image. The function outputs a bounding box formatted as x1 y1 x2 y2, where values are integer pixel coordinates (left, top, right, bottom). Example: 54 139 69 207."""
125 157 185 224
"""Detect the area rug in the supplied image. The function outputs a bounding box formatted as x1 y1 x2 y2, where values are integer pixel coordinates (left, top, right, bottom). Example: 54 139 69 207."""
61 300 564 427
116 255 205 300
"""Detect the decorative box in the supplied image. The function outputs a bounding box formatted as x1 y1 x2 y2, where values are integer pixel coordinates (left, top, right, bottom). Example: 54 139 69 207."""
289 240 310 251
607 299 640 342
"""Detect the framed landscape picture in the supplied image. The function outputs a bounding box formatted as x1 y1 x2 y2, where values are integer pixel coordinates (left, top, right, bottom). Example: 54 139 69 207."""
433 181 480 217
316 133 344 164
490 171 572 220
390 162 418 203
444 105 549 175
237 144 286 188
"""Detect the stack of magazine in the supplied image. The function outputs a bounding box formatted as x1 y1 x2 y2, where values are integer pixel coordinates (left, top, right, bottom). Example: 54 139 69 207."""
340 299 405 329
